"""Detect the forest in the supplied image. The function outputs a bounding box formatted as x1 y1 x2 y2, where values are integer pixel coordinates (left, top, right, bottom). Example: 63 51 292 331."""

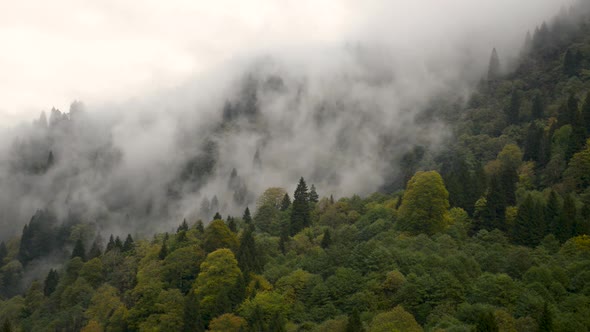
2 2 590 332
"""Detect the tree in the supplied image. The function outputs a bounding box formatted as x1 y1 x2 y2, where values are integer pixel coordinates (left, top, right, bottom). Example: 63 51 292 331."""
227 217 237 232
557 194 577 243
122 234 134 253
290 177 310 235
1 319 12 332
280 193 291 211
564 139 590 192
71 238 86 261
505 90 522 124
512 195 545 246
488 48 500 81
203 220 238 253
476 311 499 332
178 219 189 233
309 184 319 204
208 313 247 332
236 225 262 277
538 302 553 332
43 269 59 296
545 191 561 236
0 241 7 265
396 171 450 235
243 207 252 225
346 308 363 332
479 175 507 231
196 220 205 233
532 94 545 119
582 91 590 134
87 239 103 260
162 245 205 293
194 249 243 324
106 235 115 252
183 289 204 332
321 229 332 249
368 306 422 332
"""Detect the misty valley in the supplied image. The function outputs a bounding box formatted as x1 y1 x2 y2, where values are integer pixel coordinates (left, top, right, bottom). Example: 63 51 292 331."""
2 1 590 332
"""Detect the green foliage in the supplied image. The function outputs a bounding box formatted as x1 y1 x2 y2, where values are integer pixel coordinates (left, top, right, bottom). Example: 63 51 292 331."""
397 171 450 235
291 177 311 236
203 220 238 253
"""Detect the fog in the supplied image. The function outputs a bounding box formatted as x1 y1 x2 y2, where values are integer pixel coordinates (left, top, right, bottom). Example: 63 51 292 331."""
0 0 572 238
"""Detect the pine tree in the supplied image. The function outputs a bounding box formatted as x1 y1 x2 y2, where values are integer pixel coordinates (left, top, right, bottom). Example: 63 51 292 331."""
196 220 205 233
346 308 363 332
321 229 332 249
114 236 123 250
545 191 561 236
512 195 545 246
177 219 189 233
237 225 262 276
159 235 169 260
87 239 103 260
243 207 252 225
290 177 310 236
213 212 222 221
71 238 86 261
558 194 577 243
106 235 115 252
481 175 507 231
532 94 545 119
539 302 554 332
280 193 291 211
524 123 544 163
564 48 579 76
309 184 319 204
505 90 522 124
227 216 237 232
488 48 501 81
122 234 134 253
183 291 204 332
43 269 59 296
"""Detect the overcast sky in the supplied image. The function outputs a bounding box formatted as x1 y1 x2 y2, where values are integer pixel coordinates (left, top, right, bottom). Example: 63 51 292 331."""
0 0 569 126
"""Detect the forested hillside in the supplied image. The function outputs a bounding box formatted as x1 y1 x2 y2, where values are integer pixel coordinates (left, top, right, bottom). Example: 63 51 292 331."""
2 3 590 332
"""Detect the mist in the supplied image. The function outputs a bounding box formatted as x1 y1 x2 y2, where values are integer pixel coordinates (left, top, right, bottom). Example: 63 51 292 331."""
0 0 572 239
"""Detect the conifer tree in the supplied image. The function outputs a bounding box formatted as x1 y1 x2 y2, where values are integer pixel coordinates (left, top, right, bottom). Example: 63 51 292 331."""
243 207 252 225
114 236 123 250
237 225 262 276
183 291 204 332
532 94 545 119
71 238 86 261
557 194 577 243
196 220 205 233
481 175 507 231
309 184 319 204
488 48 500 81
512 195 545 246
177 219 189 233
87 239 103 260
122 234 134 253
106 235 115 252
213 212 222 221
290 177 310 236
545 191 561 236
582 91 590 134
321 229 332 249
159 234 168 260
227 216 237 232
505 90 521 124
280 193 291 211
43 269 59 296
539 302 553 332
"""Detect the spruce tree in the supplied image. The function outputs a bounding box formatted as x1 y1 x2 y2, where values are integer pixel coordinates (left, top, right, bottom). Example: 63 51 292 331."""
280 193 291 211
309 184 319 204
539 302 554 332
159 235 169 260
106 235 115 252
227 216 237 232
481 175 507 231
243 207 252 225
321 229 332 249
512 195 545 246
177 219 189 233
290 177 310 236
196 220 205 233
183 291 204 332
487 48 500 81
87 239 103 260
558 194 577 243
531 94 545 119
505 90 521 124
545 191 561 236
237 225 262 276
71 238 86 261
582 91 590 134
213 212 222 221
114 236 123 250
122 234 134 253
43 269 59 296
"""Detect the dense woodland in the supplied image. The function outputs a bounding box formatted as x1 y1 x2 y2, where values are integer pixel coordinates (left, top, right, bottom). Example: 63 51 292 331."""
3 3 590 332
